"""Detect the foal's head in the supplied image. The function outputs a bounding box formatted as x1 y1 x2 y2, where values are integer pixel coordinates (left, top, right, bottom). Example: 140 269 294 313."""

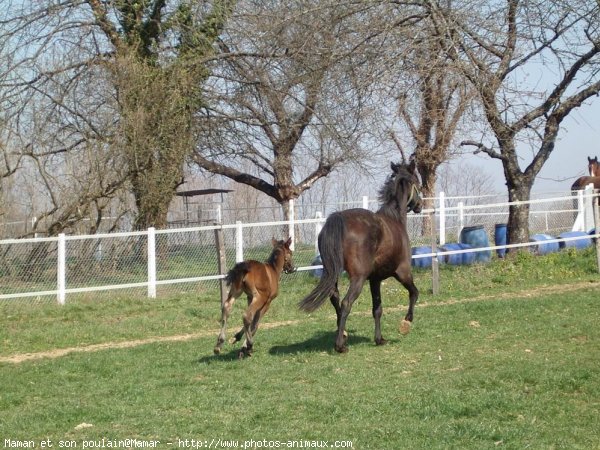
588 156 599 177
380 159 423 215
269 237 296 274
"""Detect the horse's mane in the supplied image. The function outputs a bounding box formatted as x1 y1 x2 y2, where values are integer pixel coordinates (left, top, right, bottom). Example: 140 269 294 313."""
266 241 284 266
377 166 412 222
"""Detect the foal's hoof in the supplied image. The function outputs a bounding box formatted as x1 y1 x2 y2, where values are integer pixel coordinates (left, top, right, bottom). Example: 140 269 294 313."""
399 319 412 335
335 345 349 354
229 337 238 344
213 346 222 355
375 337 387 346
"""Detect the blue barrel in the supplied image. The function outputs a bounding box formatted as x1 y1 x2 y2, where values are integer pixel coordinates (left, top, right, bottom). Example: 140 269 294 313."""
494 224 508 258
460 225 491 263
411 246 433 268
310 254 323 278
530 234 559 255
558 231 592 249
459 243 476 265
439 243 463 265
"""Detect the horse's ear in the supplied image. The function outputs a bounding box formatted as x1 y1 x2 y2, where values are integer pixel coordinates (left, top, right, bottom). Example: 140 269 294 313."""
285 237 292 247
408 155 417 173
390 162 400 172
589 156 593 163
271 237 277 247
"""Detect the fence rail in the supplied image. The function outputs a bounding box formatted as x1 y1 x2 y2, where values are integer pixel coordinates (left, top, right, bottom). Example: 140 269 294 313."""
0 189 598 304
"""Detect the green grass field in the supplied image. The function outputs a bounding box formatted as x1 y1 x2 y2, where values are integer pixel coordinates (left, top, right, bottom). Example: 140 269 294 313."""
1 249 599 449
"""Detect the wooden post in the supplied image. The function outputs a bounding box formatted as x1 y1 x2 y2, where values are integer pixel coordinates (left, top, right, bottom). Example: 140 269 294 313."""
214 223 228 305
430 211 439 295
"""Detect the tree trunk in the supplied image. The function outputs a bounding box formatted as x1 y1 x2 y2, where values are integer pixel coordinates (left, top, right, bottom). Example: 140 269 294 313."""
506 179 532 251
418 164 437 237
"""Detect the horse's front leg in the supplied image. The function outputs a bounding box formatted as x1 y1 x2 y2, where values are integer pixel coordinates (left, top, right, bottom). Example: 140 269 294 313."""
369 279 386 346
395 272 419 335
335 277 365 353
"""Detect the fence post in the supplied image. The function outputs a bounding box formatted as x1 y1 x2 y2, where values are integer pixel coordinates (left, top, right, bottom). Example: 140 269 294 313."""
236 221 243 263
593 190 600 274
315 211 323 254
585 184 595 232
214 223 228 305
430 211 439 295
216 204 222 225
147 227 156 298
439 191 446 246
457 201 464 242
57 233 66 305
362 195 369 210
288 199 295 251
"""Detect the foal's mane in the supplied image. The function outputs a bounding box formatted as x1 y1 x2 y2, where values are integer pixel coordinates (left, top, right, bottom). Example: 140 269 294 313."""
266 241 285 266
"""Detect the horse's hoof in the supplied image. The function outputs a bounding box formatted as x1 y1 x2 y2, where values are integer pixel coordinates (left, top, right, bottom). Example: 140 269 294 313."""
229 337 238 344
213 347 221 355
399 319 412 335
342 330 349 343
335 345 348 354
375 337 387 346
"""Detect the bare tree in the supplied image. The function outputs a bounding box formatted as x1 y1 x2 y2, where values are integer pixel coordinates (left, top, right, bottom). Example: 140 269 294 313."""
388 14 474 235
1 0 236 232
428 0 600 245
193 0 398 219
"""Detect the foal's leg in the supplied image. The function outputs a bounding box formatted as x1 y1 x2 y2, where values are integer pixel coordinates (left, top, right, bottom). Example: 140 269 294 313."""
394 271 419 335
230 293 252 344
369 279 386 346
239 296 266 358
335 277 366 353
214 287 240 354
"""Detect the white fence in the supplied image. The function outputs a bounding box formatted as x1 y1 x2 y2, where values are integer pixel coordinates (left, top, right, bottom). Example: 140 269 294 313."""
0 189 598 304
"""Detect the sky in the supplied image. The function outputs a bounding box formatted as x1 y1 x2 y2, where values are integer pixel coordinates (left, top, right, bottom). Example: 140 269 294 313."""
454 91 600 196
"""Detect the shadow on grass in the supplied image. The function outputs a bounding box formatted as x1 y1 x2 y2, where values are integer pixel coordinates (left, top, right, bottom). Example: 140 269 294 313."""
268 330 371 355
196 331 375 364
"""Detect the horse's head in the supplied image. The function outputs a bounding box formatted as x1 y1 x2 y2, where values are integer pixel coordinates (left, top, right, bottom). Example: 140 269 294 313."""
272 237 296 274
588 156 599 177
389 159 423 214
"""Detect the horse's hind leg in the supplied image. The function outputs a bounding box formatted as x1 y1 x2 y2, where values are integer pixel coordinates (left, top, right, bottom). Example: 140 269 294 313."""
335 277 366 353
239 297 265 358
394 272 419 335
369 279 386 346
214 288 239 355
329 283 347 342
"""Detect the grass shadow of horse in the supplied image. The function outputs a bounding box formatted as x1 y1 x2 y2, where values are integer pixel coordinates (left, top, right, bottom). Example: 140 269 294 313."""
268 331 371 356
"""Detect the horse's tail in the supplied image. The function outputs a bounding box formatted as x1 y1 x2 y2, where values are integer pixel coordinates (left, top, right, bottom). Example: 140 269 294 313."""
225 262 250 290
299 213 345 313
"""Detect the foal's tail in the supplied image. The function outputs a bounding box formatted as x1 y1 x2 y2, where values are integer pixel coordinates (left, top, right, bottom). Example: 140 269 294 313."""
299 213 345 313
225 262 250 290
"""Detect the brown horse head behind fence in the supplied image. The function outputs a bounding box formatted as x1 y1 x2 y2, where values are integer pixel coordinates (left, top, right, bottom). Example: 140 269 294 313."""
214 237 295 358
299 160 423 353
588 156 599 177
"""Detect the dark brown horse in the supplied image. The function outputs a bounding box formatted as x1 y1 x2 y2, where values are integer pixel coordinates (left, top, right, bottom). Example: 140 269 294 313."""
214 237 295 358
299 160 423 353
571 176 600 192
